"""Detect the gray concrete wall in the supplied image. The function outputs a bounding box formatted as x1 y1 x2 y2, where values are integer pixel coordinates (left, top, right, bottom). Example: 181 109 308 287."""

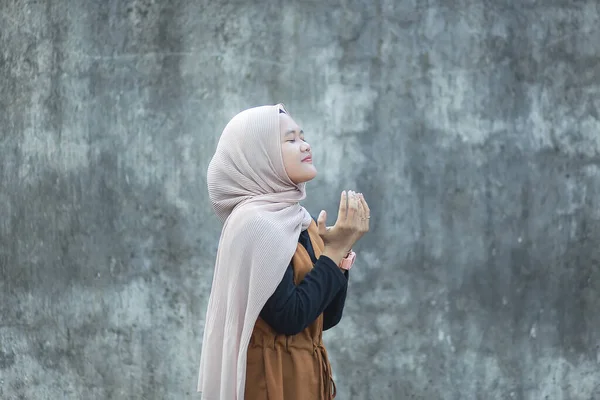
1 1 600 399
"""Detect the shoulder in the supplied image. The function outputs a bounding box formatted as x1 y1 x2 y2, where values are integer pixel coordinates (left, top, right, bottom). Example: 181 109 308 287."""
227 211 285 238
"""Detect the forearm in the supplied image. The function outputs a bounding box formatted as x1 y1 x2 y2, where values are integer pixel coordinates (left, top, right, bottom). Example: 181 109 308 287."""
260 256 347 335
323 270 349 330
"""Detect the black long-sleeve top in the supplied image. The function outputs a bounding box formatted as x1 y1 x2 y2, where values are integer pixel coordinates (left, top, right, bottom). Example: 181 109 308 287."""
259 224 349 336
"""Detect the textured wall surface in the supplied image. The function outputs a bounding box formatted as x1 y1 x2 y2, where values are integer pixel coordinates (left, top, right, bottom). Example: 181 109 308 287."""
2 0 600 399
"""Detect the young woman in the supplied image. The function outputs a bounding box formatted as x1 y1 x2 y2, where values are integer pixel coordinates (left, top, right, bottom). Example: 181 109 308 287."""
197 104 370 399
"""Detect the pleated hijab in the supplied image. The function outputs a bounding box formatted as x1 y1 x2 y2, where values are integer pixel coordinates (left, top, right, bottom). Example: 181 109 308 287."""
197 104 312 399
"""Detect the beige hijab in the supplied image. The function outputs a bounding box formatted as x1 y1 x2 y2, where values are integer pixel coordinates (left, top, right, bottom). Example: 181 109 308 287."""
197 104 312 399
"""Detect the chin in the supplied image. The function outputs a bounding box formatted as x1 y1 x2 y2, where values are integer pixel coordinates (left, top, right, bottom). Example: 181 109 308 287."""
292 171 317 185
288 164 318 184
304 166 318 182
304 174 317 183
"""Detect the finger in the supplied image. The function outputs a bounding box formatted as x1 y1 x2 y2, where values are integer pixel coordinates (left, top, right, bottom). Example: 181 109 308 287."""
358 193 370 230
357 193 369 214
356 194 365 217
359 193 370 229
317 210 327 236
336 191 348 223
347 191 359 221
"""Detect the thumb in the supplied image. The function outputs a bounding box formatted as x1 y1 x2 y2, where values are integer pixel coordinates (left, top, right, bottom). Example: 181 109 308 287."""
317 210 327 235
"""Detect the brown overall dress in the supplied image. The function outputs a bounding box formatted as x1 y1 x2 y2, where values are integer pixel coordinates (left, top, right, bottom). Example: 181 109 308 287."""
244 221 337 399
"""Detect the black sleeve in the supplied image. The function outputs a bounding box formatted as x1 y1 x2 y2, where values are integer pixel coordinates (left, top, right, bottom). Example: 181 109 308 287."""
323 270 349 331
259 255 348 336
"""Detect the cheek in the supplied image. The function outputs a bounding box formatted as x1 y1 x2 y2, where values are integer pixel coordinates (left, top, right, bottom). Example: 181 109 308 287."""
280 146 299 176
281 147 292 166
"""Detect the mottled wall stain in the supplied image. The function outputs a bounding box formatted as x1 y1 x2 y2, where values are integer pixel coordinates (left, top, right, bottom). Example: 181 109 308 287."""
1 0 600 399
0 350 16 369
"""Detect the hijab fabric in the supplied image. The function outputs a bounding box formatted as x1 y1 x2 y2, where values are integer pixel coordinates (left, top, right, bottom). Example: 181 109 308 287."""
197 104 312 399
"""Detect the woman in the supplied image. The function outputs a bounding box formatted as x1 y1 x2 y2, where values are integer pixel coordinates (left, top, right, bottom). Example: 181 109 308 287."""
197 104 370 399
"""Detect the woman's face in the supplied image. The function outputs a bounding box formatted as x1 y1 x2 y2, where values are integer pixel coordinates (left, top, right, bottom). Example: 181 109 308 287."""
280 113 317 184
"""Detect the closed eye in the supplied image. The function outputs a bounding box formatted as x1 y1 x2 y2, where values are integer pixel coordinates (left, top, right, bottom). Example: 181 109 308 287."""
284 129 305 142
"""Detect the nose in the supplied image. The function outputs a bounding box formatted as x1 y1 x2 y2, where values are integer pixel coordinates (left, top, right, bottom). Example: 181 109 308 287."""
301 141 311 152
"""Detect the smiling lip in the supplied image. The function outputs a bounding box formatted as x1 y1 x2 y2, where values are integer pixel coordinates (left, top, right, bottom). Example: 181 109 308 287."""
302 156 312 162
